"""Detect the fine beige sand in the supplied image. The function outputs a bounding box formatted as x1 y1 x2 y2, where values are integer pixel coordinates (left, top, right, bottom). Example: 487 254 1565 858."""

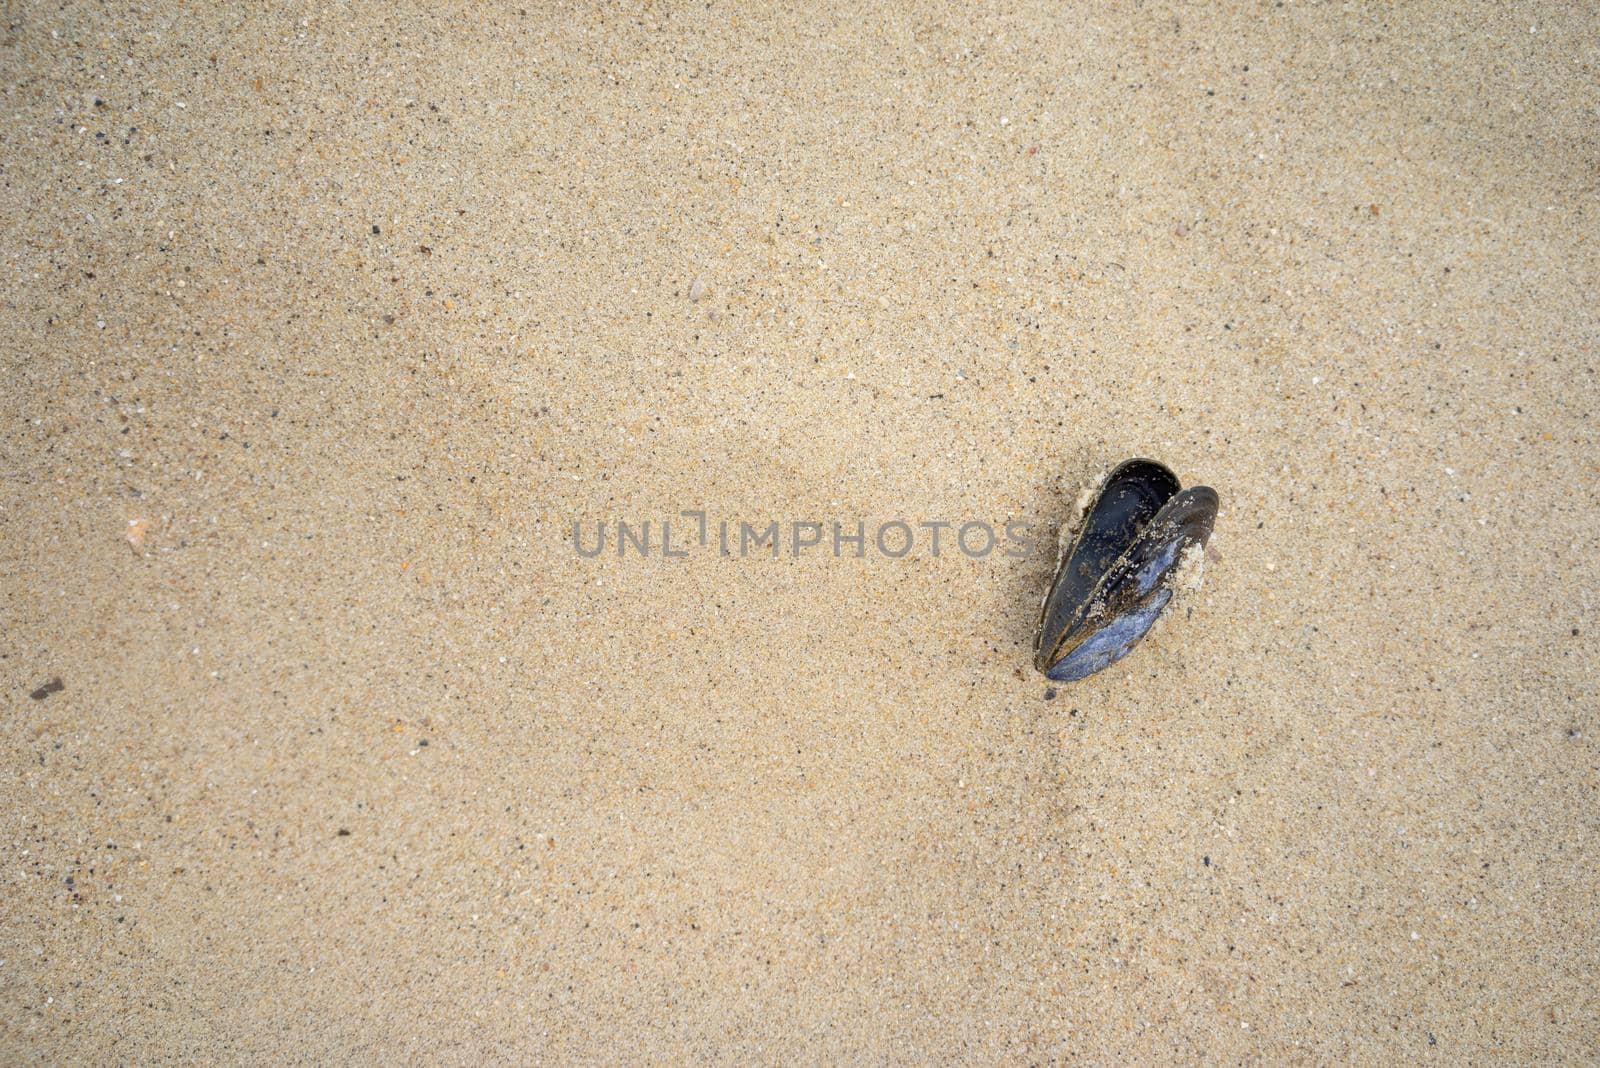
4 2 1597 1062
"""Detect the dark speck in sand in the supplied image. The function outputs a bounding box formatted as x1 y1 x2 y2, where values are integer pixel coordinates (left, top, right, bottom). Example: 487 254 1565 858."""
336 828 351 837
417 739 429 747
30 678 64 700
1043 687 1057 701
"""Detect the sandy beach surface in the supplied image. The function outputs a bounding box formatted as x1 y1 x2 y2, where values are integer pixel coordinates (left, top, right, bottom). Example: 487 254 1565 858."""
3 2 1597 1061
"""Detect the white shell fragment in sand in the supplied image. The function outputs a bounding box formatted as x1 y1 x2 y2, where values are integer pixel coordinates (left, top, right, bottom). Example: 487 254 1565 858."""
687 276 707 302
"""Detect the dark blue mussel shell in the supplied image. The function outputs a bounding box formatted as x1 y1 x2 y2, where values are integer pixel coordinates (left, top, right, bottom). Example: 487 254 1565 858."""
1033 459 1218 683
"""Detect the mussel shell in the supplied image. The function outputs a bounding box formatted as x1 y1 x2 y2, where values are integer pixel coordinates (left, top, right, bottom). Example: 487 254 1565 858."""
1034 459 1218 682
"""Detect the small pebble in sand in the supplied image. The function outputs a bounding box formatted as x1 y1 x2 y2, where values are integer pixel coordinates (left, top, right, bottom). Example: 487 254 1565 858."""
125 517 149 549
687 277 707 302
30 678 65 701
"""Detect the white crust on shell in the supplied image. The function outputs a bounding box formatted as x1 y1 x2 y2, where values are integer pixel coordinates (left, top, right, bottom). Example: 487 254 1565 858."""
1171 541 1207 592
1147 541 1209 640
